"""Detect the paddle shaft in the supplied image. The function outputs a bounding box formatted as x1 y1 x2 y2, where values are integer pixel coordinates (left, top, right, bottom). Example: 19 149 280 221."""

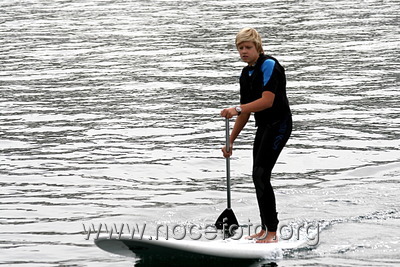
225 118 231 209
213 118 239 231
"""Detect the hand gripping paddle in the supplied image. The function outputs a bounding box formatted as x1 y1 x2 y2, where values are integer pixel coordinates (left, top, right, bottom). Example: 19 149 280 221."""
215 118 239 234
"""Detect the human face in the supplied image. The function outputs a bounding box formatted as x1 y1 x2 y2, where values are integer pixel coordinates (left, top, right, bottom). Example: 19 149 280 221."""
237 41 259 66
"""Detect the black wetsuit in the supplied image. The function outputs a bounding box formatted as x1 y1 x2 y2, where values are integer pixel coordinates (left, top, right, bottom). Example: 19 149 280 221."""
239 54 292 232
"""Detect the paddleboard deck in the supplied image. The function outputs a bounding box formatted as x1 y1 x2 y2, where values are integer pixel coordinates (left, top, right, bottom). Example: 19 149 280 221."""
94 235 307 265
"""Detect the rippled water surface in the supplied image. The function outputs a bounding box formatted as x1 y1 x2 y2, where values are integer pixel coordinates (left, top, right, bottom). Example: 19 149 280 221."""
1 0 399 266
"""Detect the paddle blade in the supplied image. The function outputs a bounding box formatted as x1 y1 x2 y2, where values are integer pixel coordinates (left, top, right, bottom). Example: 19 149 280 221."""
215 208 239 230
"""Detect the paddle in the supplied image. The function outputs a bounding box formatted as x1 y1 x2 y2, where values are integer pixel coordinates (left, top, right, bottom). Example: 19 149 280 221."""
215 118 239 234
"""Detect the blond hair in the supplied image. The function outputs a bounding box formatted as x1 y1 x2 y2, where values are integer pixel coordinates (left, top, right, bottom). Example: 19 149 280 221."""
235 28 264 54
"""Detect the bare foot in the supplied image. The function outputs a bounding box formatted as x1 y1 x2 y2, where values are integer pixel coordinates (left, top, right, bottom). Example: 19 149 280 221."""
245 229 266 240
255 231 278 243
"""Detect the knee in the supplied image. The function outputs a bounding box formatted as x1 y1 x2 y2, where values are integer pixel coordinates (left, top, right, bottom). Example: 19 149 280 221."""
252 166 271 189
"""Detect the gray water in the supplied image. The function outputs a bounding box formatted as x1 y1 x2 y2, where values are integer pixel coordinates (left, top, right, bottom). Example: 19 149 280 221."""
1 0 399 266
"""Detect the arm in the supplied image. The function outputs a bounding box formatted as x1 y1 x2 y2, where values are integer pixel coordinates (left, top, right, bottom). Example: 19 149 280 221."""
220 91 275 119
221 113 250 158
220 91 275 158
241 91 275 113
230 112 250 144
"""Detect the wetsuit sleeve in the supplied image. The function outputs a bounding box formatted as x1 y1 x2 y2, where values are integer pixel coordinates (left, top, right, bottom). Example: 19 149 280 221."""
261 59 278 94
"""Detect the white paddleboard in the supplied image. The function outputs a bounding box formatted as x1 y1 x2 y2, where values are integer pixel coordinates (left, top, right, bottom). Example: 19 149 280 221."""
94 234 307 264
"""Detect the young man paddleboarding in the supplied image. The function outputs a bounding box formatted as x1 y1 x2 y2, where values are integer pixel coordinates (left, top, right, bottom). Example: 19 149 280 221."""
220 28 292 243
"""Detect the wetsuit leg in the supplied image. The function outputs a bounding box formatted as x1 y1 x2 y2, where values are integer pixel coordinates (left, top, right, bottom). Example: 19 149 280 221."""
252 116 292 232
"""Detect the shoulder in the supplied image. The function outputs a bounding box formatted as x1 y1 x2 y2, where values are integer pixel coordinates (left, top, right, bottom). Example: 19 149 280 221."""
261 59 275 73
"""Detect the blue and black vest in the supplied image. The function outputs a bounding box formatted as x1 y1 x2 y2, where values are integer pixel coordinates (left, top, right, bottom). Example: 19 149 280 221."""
239 54 291 126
